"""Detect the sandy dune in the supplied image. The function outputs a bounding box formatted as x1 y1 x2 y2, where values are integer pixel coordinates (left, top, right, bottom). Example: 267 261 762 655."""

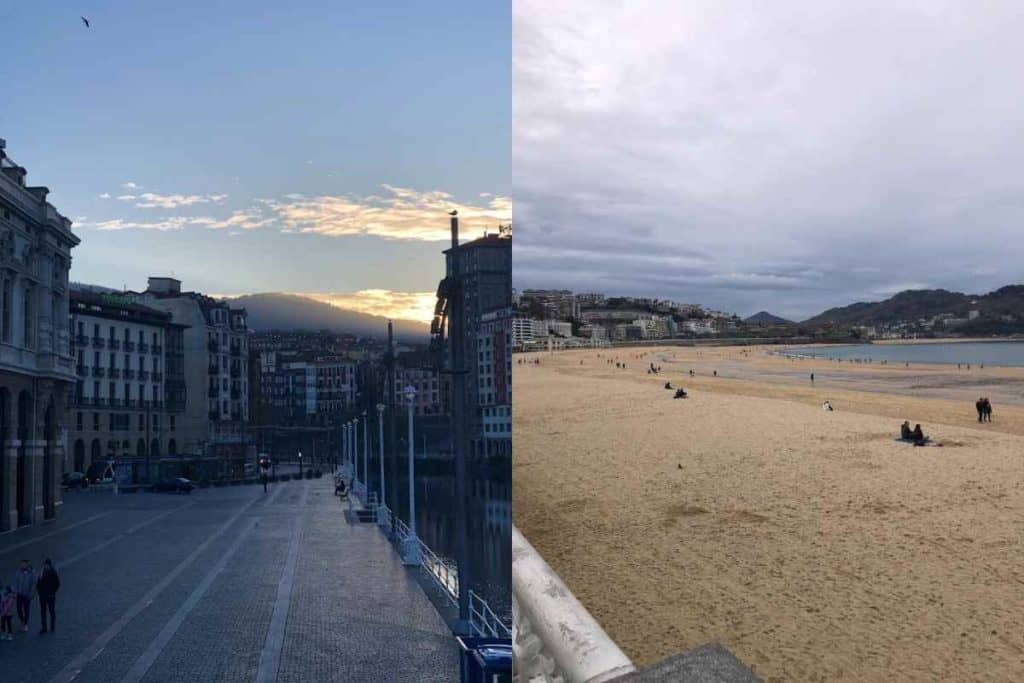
513 346 1024 682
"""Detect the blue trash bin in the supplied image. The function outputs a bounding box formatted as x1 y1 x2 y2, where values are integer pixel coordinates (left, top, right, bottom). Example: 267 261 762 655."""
456 636 513 683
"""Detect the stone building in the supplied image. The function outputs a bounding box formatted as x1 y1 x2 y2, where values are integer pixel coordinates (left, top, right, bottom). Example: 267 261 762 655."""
67 288 187 481
0 139 79 530
135 278 250 468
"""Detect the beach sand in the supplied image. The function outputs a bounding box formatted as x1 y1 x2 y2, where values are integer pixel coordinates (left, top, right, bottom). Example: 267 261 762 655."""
513 345 1024 682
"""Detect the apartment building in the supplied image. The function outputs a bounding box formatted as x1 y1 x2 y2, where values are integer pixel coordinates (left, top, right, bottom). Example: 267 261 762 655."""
136 278 250 464
478 308 511 455
0 139 79 529
67 289 186 480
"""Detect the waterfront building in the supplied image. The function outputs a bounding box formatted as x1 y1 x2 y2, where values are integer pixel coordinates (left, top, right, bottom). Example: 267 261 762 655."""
444 231 512 457
135 278 251 466
67 289 186 480
0 139 79 530
478 308 511 455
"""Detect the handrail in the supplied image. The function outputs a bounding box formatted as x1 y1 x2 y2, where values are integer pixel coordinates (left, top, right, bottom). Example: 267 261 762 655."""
512 526 635 682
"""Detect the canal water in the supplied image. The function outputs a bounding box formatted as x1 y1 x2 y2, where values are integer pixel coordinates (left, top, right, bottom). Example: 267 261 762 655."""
366 462 511 625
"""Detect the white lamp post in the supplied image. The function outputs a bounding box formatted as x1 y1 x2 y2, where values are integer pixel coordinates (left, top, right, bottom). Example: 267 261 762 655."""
401 384 421 565
376 403 387 527
341 422 348 477
361 410 369 503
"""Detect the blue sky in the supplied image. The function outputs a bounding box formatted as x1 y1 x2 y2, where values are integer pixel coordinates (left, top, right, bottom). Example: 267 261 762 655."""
1 1 509 321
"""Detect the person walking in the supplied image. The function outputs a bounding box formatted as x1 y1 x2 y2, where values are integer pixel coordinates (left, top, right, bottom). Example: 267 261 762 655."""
976 398 985 423
0 586 15 640
13 560 34 633
983 398 993 422
810 373 815 383
35 559 59 634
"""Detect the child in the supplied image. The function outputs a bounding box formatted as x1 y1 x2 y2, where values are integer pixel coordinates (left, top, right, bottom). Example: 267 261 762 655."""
0 586 14 640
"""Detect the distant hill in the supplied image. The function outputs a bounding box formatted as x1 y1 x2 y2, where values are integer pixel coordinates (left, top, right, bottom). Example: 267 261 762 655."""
226 293 430 340
744 311 793 326
802 285 1024 332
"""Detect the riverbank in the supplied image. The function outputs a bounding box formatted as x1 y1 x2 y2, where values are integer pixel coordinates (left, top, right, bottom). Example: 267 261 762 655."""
513 345 1024 681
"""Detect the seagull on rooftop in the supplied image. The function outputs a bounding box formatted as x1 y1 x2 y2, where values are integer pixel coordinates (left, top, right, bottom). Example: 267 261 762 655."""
448 209 458 216
81 16 90 27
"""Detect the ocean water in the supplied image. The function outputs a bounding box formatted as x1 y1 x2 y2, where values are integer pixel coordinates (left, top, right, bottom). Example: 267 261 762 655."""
783 341 1024 367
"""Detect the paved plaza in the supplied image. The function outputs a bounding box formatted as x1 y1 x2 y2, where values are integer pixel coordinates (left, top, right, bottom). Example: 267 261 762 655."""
0 478 458 682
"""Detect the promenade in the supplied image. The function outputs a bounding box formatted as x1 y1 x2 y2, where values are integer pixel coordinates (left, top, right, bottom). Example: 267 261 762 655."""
0 478 457 682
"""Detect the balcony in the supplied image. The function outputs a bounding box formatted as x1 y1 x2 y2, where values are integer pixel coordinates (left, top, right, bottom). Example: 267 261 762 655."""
74 334 89 346
208 410 221 421
124 398 136 409
230 344 241 357
75 364 86 376
230 389 240 399
152 401 164 410
108 368 121 379
208 386 219 398
108 397 120 408
92 337 105 348
124 340 136 352
108 338 121 350
208 364 219 375
230 366 240 378
139 370 150 381
208 340 219 353
152 372 163 382
124 369 136 380
231 411 242 421
139 342 150 353
92 367 105 378
152 345 162 355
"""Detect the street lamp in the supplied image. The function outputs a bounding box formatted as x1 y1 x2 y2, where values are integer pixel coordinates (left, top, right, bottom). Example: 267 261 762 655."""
361 410 368 504
297 450 302 476
376 403 387 527
401 384 421 565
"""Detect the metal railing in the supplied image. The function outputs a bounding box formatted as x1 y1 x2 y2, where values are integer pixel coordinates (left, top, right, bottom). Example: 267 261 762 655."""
390 515 511 639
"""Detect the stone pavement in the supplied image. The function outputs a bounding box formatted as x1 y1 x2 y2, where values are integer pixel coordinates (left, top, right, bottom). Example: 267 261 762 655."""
0 478 458 682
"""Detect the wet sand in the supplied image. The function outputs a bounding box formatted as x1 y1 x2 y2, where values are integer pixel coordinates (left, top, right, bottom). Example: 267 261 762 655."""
513 346 1024 682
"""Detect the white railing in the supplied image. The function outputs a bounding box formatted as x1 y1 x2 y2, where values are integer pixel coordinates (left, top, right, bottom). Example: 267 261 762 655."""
512 526 635 683
391 515 510 639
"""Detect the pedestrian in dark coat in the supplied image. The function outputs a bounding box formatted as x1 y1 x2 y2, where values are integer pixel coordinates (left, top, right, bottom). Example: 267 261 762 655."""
35 559 59 634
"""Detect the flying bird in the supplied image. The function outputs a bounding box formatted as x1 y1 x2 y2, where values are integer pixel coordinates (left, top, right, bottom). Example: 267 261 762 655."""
81 16 90 27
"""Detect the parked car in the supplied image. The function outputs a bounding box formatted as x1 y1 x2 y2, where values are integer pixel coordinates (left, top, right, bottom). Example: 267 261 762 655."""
62 471 88 489
151 477 194 494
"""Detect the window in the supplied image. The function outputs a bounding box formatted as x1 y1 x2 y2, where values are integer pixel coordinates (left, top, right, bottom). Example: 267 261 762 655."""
22 285 33 348
170 415 175 431
93 412 100 430
76 412 83 430
138 413 144 430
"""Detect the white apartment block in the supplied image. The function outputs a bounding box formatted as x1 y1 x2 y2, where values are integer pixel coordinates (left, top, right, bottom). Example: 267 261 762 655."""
394 365 442 416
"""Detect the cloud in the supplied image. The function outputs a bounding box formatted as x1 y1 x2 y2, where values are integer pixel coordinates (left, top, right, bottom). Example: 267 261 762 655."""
120 182 141 190
301 290 437 322
261 185 512 242
98 193 111 199
514 0 1024 319
114 191 228 209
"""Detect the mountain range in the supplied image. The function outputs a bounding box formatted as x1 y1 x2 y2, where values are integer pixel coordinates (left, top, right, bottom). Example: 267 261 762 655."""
744 311 794 326
801 285 1024 327
226 293 430 339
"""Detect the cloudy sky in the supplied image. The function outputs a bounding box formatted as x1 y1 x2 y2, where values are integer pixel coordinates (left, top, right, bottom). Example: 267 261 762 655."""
514 0 1024 320
1 1 509 322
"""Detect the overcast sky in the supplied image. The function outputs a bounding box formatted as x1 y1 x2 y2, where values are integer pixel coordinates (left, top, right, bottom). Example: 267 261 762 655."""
513 1 1024 320
2 1 509 322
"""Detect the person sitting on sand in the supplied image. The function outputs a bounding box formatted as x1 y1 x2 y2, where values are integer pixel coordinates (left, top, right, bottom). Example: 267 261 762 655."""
822 400 833 411
901 421 912 440
911 424 926 443
664 381 672 390
673 388 687 399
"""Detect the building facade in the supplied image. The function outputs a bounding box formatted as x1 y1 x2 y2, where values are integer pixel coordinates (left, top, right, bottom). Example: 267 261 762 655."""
67 289 186 481
136 278 250 465
0 139 80 530
477 308 511 454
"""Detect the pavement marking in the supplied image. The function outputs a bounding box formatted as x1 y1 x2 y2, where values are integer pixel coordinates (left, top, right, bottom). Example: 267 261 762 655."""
255 481 310 683
58 502 196 568
119 517 260 683
49 494 261 683
0 512 112 557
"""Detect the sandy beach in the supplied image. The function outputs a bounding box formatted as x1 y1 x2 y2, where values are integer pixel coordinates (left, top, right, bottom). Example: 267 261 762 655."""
513 345 1024 682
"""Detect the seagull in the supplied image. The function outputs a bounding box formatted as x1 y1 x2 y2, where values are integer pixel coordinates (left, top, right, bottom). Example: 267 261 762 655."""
448 209 458 216
81 16 90 27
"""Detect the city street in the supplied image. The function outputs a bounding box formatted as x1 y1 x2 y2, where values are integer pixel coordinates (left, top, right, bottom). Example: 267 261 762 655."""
0 479 457 682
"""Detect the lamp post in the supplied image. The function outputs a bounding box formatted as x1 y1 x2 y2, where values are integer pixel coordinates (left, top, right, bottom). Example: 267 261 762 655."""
297 450 302 477
401 384 420 565
351 418 360 496
376 403 387 526
361 410 369 503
